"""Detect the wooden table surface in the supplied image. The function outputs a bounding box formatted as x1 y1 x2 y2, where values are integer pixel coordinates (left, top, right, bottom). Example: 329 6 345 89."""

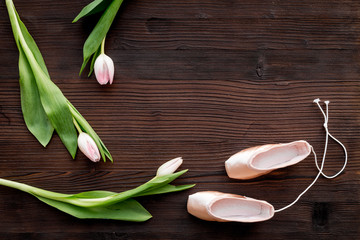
0 0 359 239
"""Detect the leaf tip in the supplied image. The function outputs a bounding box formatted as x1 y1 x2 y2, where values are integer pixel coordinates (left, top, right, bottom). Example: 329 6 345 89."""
107 154 113 163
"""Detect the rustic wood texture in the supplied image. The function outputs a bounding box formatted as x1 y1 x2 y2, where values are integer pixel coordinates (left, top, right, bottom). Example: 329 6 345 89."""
0 0 359 239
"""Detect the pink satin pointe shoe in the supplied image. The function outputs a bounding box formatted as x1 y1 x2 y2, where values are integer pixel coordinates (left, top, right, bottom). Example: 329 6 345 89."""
187 191 274 222
225 140 312 180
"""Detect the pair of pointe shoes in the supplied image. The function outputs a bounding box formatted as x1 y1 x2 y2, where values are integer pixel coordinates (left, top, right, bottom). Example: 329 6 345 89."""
187 140 312 223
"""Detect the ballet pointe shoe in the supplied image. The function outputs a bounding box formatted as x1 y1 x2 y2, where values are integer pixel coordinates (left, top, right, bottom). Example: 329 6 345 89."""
225 140 312 180
187 191 274 222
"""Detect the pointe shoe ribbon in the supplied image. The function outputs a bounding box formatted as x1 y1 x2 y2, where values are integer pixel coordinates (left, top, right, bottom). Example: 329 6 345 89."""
225 140 312 180
187 191 274 222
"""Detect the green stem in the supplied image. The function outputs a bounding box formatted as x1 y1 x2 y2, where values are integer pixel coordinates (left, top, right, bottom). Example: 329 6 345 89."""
73 118 83 133
0 176 160 208
100 37 106 54
65 176 159 207
0 178 71 199
6 0 48 85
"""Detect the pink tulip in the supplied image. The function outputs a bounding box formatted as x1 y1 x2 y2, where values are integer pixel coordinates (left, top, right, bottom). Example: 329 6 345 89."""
156 157 183 176
77 132 101 162
94 53 114 85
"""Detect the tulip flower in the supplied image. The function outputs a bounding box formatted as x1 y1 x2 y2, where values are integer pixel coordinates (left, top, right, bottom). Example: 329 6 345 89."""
77 132 101 162
93 37 114 85
94 53 114 85
156 157 183 177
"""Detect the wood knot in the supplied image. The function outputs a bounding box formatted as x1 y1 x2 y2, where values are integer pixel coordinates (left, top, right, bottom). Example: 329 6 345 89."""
256 53 266 78
312 202 330 230
256 62 264 77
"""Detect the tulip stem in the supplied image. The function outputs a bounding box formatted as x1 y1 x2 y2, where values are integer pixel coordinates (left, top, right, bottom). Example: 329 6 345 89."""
100 37 106 54
73 118 83 133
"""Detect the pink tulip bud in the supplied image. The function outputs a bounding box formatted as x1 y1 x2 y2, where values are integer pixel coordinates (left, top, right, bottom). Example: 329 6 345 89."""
156 157 183 177
94 53 114 85
77 132 101 162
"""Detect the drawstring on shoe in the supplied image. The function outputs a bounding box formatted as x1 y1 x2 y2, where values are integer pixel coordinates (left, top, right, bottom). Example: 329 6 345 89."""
274 99 348 213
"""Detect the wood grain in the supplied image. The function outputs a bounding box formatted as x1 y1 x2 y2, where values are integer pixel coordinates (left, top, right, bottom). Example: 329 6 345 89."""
0 0 359 239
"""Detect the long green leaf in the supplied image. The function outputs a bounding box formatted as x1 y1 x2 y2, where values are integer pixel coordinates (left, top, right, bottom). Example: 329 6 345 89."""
79 55 91 76
18 43 54 146
34 73 78 158
129 170 192 197
151 170 189 185
73 184 195 200
136 184 196 197
6 0 54 147
81 0 124 73
36 196 152 221
73 190 116 199
62 170 191 208
73 0 113 23
7 3 79 158
44 170 191 208
0 167 193 220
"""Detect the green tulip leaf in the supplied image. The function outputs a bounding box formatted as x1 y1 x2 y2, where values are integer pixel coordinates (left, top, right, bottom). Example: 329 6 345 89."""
25 52 78 158
72 190 116 199
136 184 196 197
7 0 78 158
49 170 192 208
73 0 113 23
18 37 77 158
36 196 152 221
0 163 194 220
76 170 192 208
6 1 54 147
18 44 54 146
152 170 189 186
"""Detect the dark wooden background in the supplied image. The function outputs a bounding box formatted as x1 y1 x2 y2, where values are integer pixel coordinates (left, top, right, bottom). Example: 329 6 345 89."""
0 0 359 239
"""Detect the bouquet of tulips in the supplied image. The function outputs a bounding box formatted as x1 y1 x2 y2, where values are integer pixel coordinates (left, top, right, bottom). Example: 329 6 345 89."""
6 0 112 162
4 0 195 222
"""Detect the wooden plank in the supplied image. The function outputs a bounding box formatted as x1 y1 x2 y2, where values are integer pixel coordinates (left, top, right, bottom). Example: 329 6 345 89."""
6 0 360 19
0 0 358 239
1 17 359 50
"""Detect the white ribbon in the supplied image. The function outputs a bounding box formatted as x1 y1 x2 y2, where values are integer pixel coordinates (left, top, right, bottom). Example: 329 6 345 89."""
275 99 348 213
